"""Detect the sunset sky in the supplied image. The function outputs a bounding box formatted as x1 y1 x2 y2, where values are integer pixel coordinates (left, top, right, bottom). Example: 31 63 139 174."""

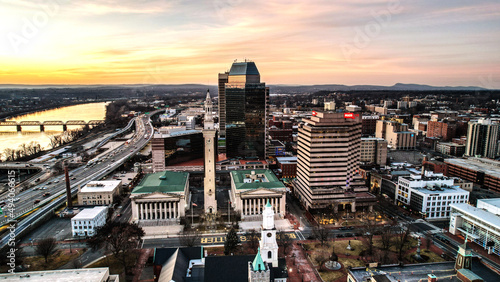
1 0 499 88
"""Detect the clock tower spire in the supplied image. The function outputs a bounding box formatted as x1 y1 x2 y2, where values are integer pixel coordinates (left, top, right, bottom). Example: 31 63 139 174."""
203 90 217 214
260 199 279 267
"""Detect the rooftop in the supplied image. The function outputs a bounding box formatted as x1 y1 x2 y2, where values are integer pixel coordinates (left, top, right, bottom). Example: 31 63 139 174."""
0 268 112 282
72 206 107 220
132 171 189 194
81 180 121 193
349 262 459 282
451 203 500 228
231 169 285 190
445 158 500 179
477 198 500 209
228 61 260 76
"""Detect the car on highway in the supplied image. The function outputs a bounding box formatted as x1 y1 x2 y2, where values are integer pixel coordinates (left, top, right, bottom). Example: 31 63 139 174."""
71 177 76 180
116 213 121 217
42 192 50 197
34 199 41 204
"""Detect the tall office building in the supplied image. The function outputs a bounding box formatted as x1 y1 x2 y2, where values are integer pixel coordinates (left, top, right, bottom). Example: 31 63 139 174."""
465 119 500 159
217 71 229 154
220 61 269 159
294 112 374 211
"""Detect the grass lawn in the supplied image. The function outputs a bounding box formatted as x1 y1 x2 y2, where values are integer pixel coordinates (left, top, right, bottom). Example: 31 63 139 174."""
334 240 365 256
318 270 345 282
339 257 364 268
24 249 81 271
87 251 139 275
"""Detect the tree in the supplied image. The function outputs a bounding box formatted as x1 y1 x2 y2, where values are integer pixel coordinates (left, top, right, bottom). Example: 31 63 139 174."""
245 229 259 252
35 237 57 263
88 222 145 273
180 230 201 247
423 231 433 250
277 230 293 256
224 227 239 255
312 226 330 246
361 220 380 256
380 225 394 251
394 223 412 261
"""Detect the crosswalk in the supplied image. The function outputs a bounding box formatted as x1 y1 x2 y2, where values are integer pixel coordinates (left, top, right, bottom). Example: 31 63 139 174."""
295 230 306 240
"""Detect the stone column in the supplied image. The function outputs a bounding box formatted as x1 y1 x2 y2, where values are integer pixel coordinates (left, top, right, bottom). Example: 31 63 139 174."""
168 202 172 219
138 203 142 220
242 199 246 216
351 201 356 213
369 205 373 212
334 204 338 213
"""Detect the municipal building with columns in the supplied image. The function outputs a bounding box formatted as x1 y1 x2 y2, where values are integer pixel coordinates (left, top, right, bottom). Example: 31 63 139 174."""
131 171 190 225
229 169 287 218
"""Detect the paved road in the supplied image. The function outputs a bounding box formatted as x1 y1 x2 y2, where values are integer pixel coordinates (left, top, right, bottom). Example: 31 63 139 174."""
0 113 157 248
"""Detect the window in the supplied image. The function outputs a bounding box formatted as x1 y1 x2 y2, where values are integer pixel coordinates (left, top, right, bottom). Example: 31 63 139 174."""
268 251 272 259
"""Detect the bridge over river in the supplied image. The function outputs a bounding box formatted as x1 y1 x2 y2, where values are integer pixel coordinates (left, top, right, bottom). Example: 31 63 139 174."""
0 120 105 132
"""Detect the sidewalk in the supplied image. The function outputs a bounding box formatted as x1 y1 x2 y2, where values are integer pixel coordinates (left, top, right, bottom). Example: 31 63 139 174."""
286 242 322 282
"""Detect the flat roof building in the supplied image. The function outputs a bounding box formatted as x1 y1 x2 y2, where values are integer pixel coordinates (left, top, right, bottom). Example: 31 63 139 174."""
71 206 107 237
445 158 500 193
0 268 117 282
78 180 121 206
396 171 469 219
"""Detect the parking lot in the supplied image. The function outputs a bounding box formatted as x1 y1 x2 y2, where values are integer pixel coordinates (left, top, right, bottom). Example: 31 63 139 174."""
20 217 72 244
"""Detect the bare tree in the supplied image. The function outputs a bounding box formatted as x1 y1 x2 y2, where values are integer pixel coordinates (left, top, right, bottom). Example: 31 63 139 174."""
394 223 412 261
424 230 433 250
35 237 57 263
245 229 259 252
180 230 201 247
312 226 330 246
361 220 380 256
3 148 16 161
88 222 145 274
277 230 293 256
380 225 394 251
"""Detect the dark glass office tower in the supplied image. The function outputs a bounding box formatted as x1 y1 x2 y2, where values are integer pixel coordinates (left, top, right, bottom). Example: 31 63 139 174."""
222 61 268 159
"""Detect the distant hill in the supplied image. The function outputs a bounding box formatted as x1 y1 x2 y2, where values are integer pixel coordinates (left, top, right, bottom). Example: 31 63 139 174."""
0 83 490 93
268 83 488 93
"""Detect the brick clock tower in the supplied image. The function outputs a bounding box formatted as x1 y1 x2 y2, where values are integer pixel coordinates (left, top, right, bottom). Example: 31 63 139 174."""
203 90 217 214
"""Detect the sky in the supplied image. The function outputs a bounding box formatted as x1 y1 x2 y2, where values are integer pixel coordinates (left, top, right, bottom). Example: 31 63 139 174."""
0 0 499 88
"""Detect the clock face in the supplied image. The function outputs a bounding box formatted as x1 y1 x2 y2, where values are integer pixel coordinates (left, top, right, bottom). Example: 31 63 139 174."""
206 139 211 144
267 232 272 237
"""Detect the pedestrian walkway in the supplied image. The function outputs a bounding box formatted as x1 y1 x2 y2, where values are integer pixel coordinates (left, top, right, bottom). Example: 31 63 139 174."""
286 242 322 282
131 248 152 282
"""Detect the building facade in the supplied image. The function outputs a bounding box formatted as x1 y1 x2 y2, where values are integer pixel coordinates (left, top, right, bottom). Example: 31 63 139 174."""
151 126 204 172
450 199 500 257
130 171 189 224
230 169 286 218
436 142 465 156
294 112 375 211
78 180 121 206
375 120 416 150
465 119 500 159
360 137 388 166
71 206 107 237
396 171 469 219
222 61 269 159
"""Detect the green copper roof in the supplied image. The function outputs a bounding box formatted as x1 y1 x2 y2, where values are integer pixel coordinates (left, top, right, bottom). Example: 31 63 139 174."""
231 169 285 190
132 171 188 194
252 248 266 272
265 199 272 208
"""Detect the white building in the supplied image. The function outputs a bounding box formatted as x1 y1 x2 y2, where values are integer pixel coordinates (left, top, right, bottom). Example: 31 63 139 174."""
0 268 118 282
450 199 500 256
78 180 122 206
396 171 469 219
71 206 107 237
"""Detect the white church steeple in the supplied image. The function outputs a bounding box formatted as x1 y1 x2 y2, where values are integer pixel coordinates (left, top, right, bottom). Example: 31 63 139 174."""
259 199 279 267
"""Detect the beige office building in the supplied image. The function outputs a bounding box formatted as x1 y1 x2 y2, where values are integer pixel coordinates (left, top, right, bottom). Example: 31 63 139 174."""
376 120 416 150
294 112 375 211
78 180 122 206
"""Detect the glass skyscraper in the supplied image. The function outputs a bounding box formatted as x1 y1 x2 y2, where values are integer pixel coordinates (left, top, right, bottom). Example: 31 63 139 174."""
220 61 268 159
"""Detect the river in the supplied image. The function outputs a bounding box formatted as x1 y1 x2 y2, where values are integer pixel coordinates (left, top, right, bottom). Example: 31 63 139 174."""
0 102 109 160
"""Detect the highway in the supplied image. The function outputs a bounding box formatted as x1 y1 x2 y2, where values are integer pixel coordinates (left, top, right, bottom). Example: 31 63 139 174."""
0 112 156 249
